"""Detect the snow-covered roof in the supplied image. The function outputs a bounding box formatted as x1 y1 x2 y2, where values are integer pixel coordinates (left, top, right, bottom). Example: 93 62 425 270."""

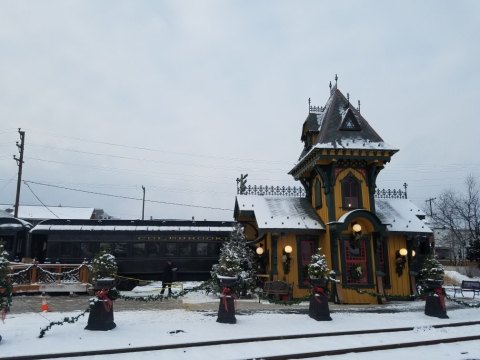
375 198 431 234
0 216 32 230
7 205 95 220
235 195 325 232
32 224 236 232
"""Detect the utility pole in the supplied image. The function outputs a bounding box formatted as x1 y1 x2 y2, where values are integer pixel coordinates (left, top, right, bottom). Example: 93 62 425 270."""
13 128 25 218
425 197 436 218
141 185 145 220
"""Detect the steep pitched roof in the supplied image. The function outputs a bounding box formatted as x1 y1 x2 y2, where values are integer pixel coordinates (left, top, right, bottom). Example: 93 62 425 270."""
291 86 398 177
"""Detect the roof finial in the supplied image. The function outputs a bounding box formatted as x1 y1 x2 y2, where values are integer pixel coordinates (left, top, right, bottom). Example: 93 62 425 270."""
347 92 350 105
308 97 311 113
358 100 361 113
335 74 338 86
329 81 332 90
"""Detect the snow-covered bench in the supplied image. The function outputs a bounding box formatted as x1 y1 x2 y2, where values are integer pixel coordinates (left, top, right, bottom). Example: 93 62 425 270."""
261 281 292 301
453 280 480 298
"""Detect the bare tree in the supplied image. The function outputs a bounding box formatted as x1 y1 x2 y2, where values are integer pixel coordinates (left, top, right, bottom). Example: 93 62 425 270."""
432 175 480 264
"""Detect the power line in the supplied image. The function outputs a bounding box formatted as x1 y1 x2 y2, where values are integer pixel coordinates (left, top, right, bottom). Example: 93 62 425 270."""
26 128 290 165
23 181 60 219
23 180 233 212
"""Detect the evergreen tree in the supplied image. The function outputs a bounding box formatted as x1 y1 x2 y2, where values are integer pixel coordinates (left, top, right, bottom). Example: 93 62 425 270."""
307 248 331 279
0 243 13 317
211 224 257 295
418 255 445 282
91 251 118 282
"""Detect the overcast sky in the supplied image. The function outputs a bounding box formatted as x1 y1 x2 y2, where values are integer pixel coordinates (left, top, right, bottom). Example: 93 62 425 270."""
0 1 479 221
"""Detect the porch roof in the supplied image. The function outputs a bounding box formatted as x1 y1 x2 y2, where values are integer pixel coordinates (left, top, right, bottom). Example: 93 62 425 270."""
235 195 325 233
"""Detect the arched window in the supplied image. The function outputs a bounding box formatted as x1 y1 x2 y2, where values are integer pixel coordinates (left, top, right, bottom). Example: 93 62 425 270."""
314 179 322 208
341 174 362 209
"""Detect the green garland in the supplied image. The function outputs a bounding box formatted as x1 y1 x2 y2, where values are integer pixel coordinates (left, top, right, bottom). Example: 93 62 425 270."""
38 308 90 338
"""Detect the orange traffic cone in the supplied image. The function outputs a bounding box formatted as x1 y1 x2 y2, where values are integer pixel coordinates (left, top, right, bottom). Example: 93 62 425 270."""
41 296 49 312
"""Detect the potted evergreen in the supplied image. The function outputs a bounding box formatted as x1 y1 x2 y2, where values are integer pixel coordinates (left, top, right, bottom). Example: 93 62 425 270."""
85 251 119 331
0 243 13 343
418 255 448 319
307 248 332 321
211 224 256 324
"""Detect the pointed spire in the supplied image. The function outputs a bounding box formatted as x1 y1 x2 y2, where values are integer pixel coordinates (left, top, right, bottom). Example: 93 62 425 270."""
358 100 361 113
335 74 338 86
308 97 311 113
329 81 332 91
347 92 350 105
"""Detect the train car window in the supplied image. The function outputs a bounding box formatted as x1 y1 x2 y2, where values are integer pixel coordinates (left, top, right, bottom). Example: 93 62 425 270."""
179 243 192 256
146 242 161 256
47 242 60 258
0 236 14 252
112 243 128 257
99 243 113 253
133 243 146 256
165 243 177 256
80 243 95 259
60 242 73 257
196 243 208 256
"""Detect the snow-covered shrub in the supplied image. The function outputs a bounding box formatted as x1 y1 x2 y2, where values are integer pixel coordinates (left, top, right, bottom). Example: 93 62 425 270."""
418 255 445 282
307 248 330 279
91 251 118 282
0 242 13 316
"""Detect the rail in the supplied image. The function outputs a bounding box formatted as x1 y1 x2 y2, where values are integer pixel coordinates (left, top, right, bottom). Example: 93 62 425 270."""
9 263 91 293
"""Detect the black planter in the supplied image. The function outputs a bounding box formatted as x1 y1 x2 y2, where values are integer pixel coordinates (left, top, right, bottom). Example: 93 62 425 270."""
308 285 332 321
217 276 239 288
85 300 117 331
216 295 236 324
309 277 329 288
424 287 448 319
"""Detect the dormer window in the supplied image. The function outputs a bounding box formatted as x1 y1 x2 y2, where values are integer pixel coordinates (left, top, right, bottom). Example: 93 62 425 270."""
341 174 362 209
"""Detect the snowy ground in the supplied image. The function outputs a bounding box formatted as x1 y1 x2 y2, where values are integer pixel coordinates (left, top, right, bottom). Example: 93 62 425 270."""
1 281 479 359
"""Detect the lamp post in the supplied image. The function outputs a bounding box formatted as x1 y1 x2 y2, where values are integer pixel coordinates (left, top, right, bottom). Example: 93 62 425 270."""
141 186 145 220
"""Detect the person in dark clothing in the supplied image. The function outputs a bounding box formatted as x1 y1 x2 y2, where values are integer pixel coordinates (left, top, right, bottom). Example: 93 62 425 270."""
160 260 177 296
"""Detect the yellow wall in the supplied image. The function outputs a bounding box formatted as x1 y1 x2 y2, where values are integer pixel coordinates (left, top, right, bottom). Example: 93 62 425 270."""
385 234 411 297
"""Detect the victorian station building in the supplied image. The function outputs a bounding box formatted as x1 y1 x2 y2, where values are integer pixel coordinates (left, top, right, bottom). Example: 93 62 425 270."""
234 81 432 304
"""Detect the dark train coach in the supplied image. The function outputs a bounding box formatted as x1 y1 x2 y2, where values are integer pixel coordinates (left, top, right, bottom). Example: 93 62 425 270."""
29 219 236 281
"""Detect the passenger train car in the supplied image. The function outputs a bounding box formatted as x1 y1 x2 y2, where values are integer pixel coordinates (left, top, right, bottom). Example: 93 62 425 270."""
27 219 236 281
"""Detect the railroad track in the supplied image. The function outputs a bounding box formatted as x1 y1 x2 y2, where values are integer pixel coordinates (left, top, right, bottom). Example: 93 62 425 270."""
3 320 480 360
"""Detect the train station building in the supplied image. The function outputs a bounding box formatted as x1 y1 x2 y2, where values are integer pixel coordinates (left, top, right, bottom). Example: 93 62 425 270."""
234 81 433 304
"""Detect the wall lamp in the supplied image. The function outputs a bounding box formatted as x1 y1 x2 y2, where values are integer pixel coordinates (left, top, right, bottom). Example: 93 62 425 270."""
395 248 408 276
282 245 293 274
256 245 264 256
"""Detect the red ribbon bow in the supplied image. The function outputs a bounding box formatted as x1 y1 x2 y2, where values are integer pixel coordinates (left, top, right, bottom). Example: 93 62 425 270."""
435 287 446 311
221 287 237 312
313 286 327 304
96 289 113 313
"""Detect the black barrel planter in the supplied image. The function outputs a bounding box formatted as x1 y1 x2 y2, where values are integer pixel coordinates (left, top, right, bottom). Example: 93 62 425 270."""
424 280 448 319
308 278 332 321
216 276 239 324
85 278 118 331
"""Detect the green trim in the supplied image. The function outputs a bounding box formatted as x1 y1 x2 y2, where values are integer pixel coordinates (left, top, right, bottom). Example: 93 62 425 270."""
330 209 386 233
271 235 278 276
